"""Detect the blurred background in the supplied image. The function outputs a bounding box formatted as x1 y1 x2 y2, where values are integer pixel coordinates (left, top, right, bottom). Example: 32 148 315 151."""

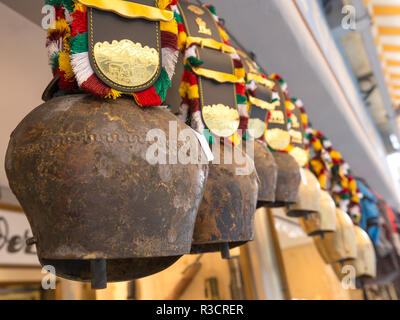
0 0 400 300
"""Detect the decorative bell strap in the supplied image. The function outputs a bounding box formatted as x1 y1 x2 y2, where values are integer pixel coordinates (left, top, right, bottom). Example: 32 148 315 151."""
45 0 178 106
305 128 361 224
263 77 292 151
87 0 163 93
239 50 279 142
237 51 290 151
286 98 308 167
177 2 244 141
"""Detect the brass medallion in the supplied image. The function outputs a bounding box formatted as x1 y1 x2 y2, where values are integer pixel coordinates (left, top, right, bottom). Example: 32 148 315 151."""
290 146 308 167
248 118 267 139
188 5 205 15
269 110 285 125
94 39 159 87
196 17 212 36
291 114 300 129
202 104 240 138
264 128 291 150
289 129 303 144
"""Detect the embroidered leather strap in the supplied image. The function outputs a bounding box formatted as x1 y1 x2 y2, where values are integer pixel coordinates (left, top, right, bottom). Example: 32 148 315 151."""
266 78 292 151
287 99 308 167
88 0 162 93
178 2 239 138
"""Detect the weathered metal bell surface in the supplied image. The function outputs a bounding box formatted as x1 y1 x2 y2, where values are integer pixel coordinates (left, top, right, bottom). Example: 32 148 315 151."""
313 208 357 264
287 168 321 217
351 226 377 279
5 94 209 284
300 190 337 237
241 140 277 207
331 227 376 282
269 151 301 207
40 256 181 283
190 143 259 258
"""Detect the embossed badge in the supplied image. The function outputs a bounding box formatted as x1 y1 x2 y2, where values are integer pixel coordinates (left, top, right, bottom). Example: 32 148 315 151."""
287 100 308 167
196 17 212 36
264 128 291 151
94 39 159 87
202 104 240 138
188 4 205 15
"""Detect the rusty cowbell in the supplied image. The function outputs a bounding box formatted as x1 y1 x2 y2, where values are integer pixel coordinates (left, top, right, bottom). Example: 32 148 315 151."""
267 79 301 208
286 168 321 217
314 208 357 265
300 190 337 237
281 95 321 217
240 140 278 208
349 226 376 280
236 49 278 207
5 95 209 289
190 143 259 259
169 2 259 260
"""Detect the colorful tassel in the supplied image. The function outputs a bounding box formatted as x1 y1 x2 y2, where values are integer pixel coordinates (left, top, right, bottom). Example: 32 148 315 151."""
48 0 178 106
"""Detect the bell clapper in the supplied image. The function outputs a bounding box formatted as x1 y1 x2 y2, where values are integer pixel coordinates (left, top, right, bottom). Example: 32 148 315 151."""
220 243 231 260
90 259 107 290
320 232 325 240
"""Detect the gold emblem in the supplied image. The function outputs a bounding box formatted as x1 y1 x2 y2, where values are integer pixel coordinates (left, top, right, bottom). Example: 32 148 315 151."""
289 129 303 144
248 118 267 139
247 73 275 89
202 104 240 138
94 39 159 87
188 5 205 15
196 17 212 36
264 128 291 150
269 110 285 125
291 114 300 129
290 146 308 167
248 96 279 111
245 60 259 75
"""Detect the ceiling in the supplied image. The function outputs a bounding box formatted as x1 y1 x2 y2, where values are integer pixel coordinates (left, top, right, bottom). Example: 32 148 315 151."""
367 0 400 108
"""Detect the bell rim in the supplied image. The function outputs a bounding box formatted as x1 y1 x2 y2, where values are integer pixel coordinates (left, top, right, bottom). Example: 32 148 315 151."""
286 209 319 218
190 241 248 255
39 256 182 282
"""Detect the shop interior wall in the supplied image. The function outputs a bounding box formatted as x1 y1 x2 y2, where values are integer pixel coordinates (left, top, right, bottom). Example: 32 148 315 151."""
0 3 52 189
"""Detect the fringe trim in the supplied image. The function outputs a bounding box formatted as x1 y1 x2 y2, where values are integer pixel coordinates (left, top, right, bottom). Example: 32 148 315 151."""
50 0 178 107
191 110 205 134
307 128 361 223
175 4 246 145
178 101 189 123
162 47 178 80
70 52 93 86
46 1 77 95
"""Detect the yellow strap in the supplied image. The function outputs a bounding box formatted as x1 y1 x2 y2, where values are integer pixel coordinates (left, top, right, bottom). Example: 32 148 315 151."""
247 73 275 89
78 0 174 21
186 36 236 54
249 96 280 110
191 66 244 83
